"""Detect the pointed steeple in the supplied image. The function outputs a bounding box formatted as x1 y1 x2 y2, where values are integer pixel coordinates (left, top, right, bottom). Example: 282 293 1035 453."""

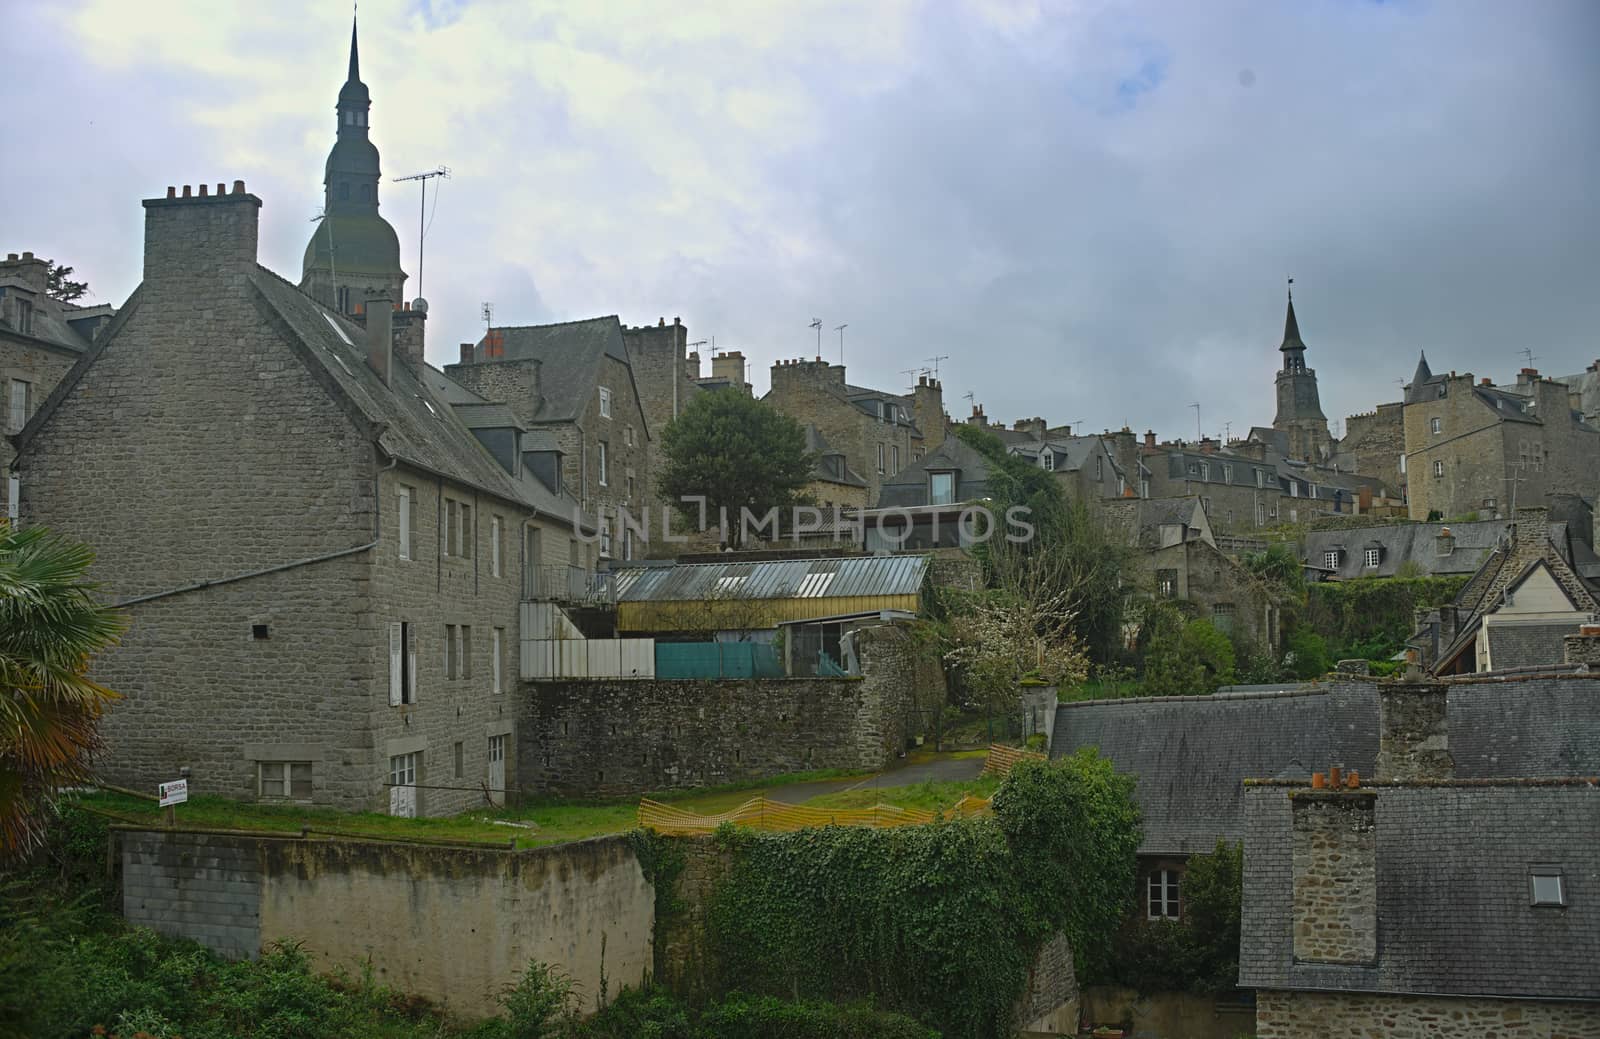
1280 278 1305 353
1405 352 1437 405
348 15 360 83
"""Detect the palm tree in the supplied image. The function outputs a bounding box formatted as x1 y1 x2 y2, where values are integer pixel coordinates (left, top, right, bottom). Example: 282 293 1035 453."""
0 521 123 857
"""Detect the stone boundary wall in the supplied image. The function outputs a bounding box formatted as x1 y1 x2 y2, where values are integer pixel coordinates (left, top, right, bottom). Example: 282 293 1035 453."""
1078 986 1256 1039
519 623 929 797
120 829 653 1021
1256 989 1600 1039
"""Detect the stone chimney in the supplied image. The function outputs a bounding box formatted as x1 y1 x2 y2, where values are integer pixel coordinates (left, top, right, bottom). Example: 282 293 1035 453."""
392 301 426 367
769 357 844 393
913 376 945 452
1565 623 1600 668
1199 436 1219 454
141 181 261 288
1013 417 1047 441
1377 679 1454 781
711 351 749 395
0 251 49 295
968 403 987 427
1144 430 1156 449
1435 526 1455 557
1291 784 1377 965
364 289 394 385
1516 367 1540 390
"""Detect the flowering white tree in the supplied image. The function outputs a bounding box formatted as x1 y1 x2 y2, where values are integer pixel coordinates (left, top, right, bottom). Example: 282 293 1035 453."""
944 584 1090 714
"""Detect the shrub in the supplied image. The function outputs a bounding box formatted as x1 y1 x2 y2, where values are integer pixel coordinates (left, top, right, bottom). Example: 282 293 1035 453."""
1102 840 1242 995
499 961 577 1039
697 993 937 1039
1283 627 1330 679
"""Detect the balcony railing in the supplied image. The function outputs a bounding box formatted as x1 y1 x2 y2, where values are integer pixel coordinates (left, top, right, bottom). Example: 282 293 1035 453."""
523 564 617 607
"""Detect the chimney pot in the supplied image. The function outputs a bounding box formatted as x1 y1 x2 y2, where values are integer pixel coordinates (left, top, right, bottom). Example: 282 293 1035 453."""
198 184 208 196
233 179 245 194
674 316 681 325
167 186 176 199
460 343 474 366
365 290 395 385
1345 770 1360 789
4 253 15 261
1481 378 1492 386
1329 765 1343 787
1311 772 1326 789
217 183 225 196
658 317 665 327
182 185 192 197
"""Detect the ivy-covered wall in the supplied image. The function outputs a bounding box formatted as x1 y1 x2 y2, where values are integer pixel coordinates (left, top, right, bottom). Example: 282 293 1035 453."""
1305 575 1469 657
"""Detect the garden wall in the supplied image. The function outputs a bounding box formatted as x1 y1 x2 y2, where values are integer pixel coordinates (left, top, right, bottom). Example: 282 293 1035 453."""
120 828 653 1020
518 623 929 797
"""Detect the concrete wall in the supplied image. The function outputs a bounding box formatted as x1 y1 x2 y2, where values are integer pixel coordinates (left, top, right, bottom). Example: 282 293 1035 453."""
1256 989 1600 1039
121 829 654 1021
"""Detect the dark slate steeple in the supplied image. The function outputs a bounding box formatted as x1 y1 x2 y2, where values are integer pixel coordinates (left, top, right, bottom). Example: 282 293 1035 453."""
301 14 406 314
1280 281 1308 373
1270 278 1330 463
1404 352 1439 405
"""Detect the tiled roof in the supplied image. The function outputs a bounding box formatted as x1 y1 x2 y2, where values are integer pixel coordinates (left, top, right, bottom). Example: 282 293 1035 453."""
1487 621 1590 671
1303 520 1508 579
1240 781 1600 1000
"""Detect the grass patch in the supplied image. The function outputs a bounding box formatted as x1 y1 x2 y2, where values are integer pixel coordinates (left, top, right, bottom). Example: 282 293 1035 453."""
73 766 877 850
805 775 1002 815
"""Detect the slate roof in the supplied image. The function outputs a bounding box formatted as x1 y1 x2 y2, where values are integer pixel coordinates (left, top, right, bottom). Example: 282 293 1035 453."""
1102 496 1211 551
1487 621 1590 671
1050 686 1368 856
0 282 98 354
1240 781 1600 1001
1302 520 1508 580
611 554 928 602
469 316 638 425
842 383 920 432
1051 675 1600 858
876 437 996 508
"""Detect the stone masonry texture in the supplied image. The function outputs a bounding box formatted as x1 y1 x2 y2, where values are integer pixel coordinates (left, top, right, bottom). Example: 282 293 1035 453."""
1291 791 1377 965
1255 989 1600 1039
1377 682 1455 781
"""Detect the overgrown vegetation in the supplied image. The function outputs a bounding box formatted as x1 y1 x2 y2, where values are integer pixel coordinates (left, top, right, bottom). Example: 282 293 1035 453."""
1100 840 1243 995
1306 575 1469 662
1136 602 1236 695
704 751 1141 1038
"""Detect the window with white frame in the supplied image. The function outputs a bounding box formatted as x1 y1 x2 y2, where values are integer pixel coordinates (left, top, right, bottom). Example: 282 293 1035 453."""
598 441 609 486
490 515 502 577
1256 468 1267 488
1222 464 1233 482
892 445 900 474
1324 549 1342 569
1157 569 1178 599
388 621 416 705
930 471 955 506
1364 548 1381 568
1117 475 1126 496
492 627 504 694
259 761 312 800
1433 460 1444 478
14 302 33 337
1430 417 1441 434
1529 866 1566 907
1256 502 1267 526
599 386 612 418
877 443 886 474
600 516 612 557
398 485 414 560
1043 451 1055 471
1148 869 1181 920
444 498 473 557
7 379 29 434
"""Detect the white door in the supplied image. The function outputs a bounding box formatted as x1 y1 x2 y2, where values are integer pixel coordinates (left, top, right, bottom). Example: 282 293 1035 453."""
487 735 506 807
388 752 418 817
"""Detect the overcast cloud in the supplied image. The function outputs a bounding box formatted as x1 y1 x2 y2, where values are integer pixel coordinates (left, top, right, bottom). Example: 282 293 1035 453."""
4 0 1597 441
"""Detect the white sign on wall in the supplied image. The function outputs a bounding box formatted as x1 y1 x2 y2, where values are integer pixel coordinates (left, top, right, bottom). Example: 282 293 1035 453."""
158 779 188 808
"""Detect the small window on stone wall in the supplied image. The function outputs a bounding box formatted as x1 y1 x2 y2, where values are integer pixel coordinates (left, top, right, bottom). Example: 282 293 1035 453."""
259 761 312 800
1148 869 1181 921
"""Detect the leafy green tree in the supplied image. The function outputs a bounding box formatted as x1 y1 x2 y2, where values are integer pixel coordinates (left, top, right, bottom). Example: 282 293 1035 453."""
0 523 123 857
1283 626 1330 679
1101 839 1242 995
44 262 89 304
658 391 814 547
1180 619 1235 691
1136 600 1202 695
1241 542 1303 592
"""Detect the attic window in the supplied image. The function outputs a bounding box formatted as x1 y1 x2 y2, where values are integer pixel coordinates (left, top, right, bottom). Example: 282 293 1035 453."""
1363 548 1380 568
599 386 612 419
1529 867 1566 907
1043 452 1055 472
1324 549 1342 569
321 312 354 346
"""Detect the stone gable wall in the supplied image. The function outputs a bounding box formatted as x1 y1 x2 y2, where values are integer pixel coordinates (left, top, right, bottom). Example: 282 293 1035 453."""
0 335 78 516
1341 402 1405 496
1255 989 1600 1039
766 361 920 504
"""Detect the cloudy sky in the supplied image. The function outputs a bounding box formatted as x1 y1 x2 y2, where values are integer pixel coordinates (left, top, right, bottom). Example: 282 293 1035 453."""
5 0 1597 441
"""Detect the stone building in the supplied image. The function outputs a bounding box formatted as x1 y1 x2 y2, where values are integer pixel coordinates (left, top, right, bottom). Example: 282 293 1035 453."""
1402 356 1600 521
801 425 868 511
1300 517 1508 581
1240 677 1600 1038
1012 433 1132 503
620 316 701 446
0 250 114 518
1554 357 1600 425
299 19 408 315
764 360 944 502
13 177 598 818
449 318 651 559
1333 400 1404 500
1270 288 1332 464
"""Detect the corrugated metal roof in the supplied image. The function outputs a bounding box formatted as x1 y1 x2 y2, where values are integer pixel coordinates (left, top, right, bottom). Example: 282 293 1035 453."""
612 554 929 603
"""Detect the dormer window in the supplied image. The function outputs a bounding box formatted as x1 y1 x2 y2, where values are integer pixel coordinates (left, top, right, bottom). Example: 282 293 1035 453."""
599 386 612 419
1324 549 1342 569
1256 469 1267 488
930 471 955 506
1530 866 1565 907
1222 464 1233 482
1363 548 1380 568
1043 452 1055 472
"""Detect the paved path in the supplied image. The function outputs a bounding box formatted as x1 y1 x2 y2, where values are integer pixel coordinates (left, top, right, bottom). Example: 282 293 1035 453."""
766 752 986 805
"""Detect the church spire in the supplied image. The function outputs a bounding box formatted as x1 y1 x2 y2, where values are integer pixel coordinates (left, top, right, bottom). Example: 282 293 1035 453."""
348 14 360 83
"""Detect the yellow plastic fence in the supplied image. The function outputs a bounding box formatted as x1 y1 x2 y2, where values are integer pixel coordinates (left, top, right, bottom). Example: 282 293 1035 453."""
980 743 1048 777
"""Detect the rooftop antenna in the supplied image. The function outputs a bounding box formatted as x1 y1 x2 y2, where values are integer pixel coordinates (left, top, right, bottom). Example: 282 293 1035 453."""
925 355 950 379
834 323 848 364
1190 402 1201 441
809 318 822 359
481 301 493 334
1224 421 1232 442
1519 347 1538 368
393 165 450 301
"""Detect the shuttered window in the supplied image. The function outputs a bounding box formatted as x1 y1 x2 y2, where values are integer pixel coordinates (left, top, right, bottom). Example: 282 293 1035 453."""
398 486 413 560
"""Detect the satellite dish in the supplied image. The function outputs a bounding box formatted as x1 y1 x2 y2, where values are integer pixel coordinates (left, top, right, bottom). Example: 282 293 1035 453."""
412 298 429 314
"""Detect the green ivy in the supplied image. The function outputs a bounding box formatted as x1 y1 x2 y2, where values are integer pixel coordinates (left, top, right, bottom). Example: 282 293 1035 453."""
701 751 1141 1039
1306 575 1469 660
1100 840 1242 995
629 829 688 922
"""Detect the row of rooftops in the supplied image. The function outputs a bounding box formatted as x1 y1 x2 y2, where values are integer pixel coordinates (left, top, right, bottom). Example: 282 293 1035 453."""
0 251 116 354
